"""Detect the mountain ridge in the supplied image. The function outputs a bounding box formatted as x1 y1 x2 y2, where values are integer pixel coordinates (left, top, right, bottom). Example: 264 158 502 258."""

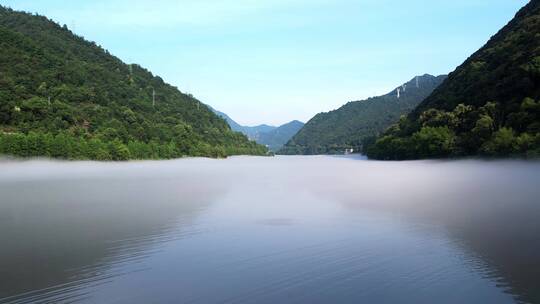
279 74 446 155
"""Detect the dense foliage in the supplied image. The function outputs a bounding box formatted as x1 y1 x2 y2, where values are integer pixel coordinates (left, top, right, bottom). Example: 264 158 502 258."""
367 0 540 160
279 75 445 155
0 6 266 160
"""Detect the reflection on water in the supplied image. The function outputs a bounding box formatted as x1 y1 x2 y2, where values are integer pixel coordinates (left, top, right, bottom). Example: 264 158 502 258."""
0 156 538 304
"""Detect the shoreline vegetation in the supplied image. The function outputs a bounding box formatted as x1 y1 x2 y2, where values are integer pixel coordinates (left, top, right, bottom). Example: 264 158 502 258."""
0 131 268 161
366 101 540 160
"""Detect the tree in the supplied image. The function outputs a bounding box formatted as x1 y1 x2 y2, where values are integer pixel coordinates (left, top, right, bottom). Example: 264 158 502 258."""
411 127 455 158
471 114 495 140
481 128 517 156
367 135 413 160
50 133 70 159
109 139 130 161
87 138 111 160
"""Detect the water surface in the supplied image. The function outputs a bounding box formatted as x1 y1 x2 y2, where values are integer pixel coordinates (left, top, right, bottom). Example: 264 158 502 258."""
0 156 539 303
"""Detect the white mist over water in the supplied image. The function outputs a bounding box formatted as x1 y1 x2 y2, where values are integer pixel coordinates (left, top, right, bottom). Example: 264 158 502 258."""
0 156 539 304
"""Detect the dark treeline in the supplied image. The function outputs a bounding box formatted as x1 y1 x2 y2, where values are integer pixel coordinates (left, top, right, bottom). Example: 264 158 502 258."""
0 132 265 160
0 6 267 160
367 100 540 160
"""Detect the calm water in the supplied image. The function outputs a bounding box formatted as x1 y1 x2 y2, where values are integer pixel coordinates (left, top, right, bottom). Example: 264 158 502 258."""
0 156 539 304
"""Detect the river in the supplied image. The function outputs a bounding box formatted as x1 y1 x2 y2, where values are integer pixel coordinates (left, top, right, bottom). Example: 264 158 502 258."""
0 156 539 303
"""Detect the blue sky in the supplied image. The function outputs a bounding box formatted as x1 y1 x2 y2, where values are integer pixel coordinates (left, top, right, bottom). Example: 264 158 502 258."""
3 0 529 126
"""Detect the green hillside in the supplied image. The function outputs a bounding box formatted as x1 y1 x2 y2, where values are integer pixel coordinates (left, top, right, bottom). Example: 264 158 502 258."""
0 6 266 160
279 74 445 155
367 0 540 160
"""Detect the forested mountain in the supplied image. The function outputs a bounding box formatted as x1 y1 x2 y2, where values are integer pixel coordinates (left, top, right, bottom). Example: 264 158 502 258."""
367 0 540 160
0 6 266 160
257 120 304 151
279 74 446 155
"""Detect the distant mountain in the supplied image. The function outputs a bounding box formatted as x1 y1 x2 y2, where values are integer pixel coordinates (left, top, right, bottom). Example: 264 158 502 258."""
0 6 267 160
209 107 303 151
367 0 540 160
258 120 304 152
279 74 446 155
208 106 276 139
241 124 277 141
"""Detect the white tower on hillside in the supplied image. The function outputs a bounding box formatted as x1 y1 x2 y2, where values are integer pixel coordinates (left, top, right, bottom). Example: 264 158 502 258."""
397 87 401 99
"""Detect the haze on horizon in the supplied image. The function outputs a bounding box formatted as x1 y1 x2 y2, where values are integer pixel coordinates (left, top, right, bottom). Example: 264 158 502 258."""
2 0 528 126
